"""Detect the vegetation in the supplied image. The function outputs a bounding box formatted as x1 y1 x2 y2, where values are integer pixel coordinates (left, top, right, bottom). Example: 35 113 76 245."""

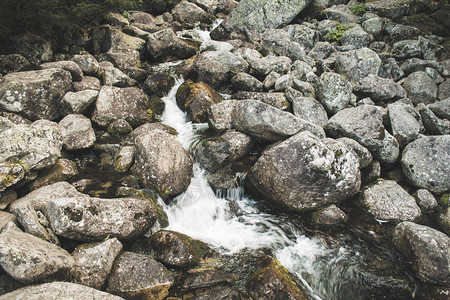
325 22 354 42
403 13 432 23
349 4 367 16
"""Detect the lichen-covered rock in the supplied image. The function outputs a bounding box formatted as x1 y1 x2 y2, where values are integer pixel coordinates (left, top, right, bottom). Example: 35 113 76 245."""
172 0 213 26
247 131 361 212
106 27 146 54
100 65 137 87
71 53 99 76
40 60 83 81
233 91 290 111
439 207 450 236
0 54 30 75
391 40 422 59
417 103 450 135
393 221 450 285
365 0 412 20
58 114 96 150
312 204 348 227
27 158 78 191
106 251 175 299
0 162 25 192
316 72 353 114
143 73 175 97
438 79 450 100
374 129 400 165
207 100 238 132
231 72 263 92
341 26 370 49
0 222 74 283
92 86 151 128
354 74 405 102
288 96 328 127
285 24 319 53
401 135 450 194
337 137 373 169
0 282 124 300
71 238 123 289
114 146 135 173
427 98 450 120
10 33 53 66
249 55 291 77
60 90 99 116
73 76 101 92
106 49 140 71
402 71 437 105
232 100 325 142
46 196 156 241
181 268 235 292
134 129 193 197
362 180 421 222
150 230 210 268
147 29 197 61
335 48 381 83
0 69 72 120
388 103 422 147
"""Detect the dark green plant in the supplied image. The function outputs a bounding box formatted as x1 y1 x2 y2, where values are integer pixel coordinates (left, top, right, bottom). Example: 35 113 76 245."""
349 4 367 16
325 23 354 42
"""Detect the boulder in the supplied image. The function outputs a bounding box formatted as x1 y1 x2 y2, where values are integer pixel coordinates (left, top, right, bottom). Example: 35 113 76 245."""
27 158 78 191
0 212 16 230
316 72 353 114
172 0 213 26
378 57 404 81
106 251 175 299
391 40 422 59
337 137 373 169
365 0 412 20
207 100 238 132
335 48 381 83
106 27 146 54
439 207 450 236
92 86 151 128
71 53 99 76
288 96 328 128
232 100 325 142
134 129 193 197
233 91 290 111
60 90 99 116
40 60 83 82
147 29 197 61
181 268 235 292
0 54 30 75
388 103 422 147
414 189 439 213
100 65 137 87
46 196 156 241
0 222 74 283
106 49 141 70
249 55 291 77
10 33 52 66
247 131 361 212
401 135 450 194
393 221 450 285
58 114 96 150
341 26 370 49
354 75 406 102
0 69 72 120
0 162 25 192
374 129 400 165
418 103 450 135
402 71 437 105
285 24 319 53
438 79 450 100
143 73 175 97
323 4 358 24
114 146 135 173
199 40 234 53
427 98 450 119
231 72 263 92
71 238 123 289
312 204 348 227
361 180 421 222
0 282 124 300
72 76 101 92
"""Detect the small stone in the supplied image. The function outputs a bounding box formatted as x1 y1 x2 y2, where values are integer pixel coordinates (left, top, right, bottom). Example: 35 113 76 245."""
414 189 438 213
114 146 135 172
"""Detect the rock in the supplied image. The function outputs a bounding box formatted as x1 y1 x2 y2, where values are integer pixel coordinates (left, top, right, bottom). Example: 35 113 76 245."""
106 49 141 71
439 207 450 236
100 65 137 87
337 137 373 169
0 212 16 231
414 189 438 213
246 255 307 300
71 53 99 76
10 33 52 66
361 160 381 183
312 204 348 227
143 73 175 97
388 103 422 147
40 60 83 82
134 129 193 197
365 0 412 20
0 69 72 120
232 100 325 142
0 54 30 75
72 76 101 92
27 158 78 191
0 162 25 192
207 100 238 132
46 196 156 241
58 114 96 150
210 0 312 38
114 146 135 172
354 74 405 102
92 86 151 128
147 29 197 61
400 58 443 76
309 41 334 61
181 268 235 291
418 103 450 135
106 12 129 27
324 4 358 24
428 98 450 119
0 222 74 283
150 230 210 268
362 180 421 222
341 26 370 49
0 282 124 299
231 72 263 92
247 131 361 212
402 71 437 105
335 48 381 83
0 190 16 210
71 238 123 289
288 96 328 128
438 79 450 100
249 55 292 77
60 90 99 116
378 57 404 81
106 251 175 299
401 135 450 194
187 51 249 89
362 17 385 40
391 40 422 59
194 130 253 173
285 24 319 53
199 40 234 53
233 91 290 111
316 72 352 114
0 123 62 171
172 0 213 26
106 27 146 54
374 129 400 165
393 221 450 285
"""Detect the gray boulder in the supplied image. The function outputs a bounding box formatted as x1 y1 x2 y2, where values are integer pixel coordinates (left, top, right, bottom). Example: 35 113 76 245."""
134 129 193 197
232 100 325 142
0 222 74 283
0 69 72 120
289 96 328 128
207 100 238 132
316 72 353 114
440 207 450 236
402 71 437 105
335 48 381 83
362 17 385 40
73 76 101 92
58 114 96 150
285 24 319 53
323 4 358 24
231 72 263 91
378 57 404 81
249 55 291 77
107 251 175 299
147 29 197 61
365 0 412 20
391 40 422 59
114 146 135 173
233 91 290 111
0 211 16 231
10 33 52 66
439 79 450 100
172 0 213 26
388 103 422 147
0 162 25 192
143 72 175 98
341 26 370 49
199 40 234 52
71 238 123 289
247 131 361 212
417 103 450 135
415 189 438 213
0 282 124 300
100 65 137 87
393 221 450 285
354 74 406 102
401 135 450 193
40 60 83 81
309 41 334 61
312 204 348 227
92 86 151 128
71 53 99 76
362 180 421 222
106 26 146 54
337 137 373 169
427 98 450 119
106 49 141 70
0 54 30 75
60 90 99 116
374 129 400 165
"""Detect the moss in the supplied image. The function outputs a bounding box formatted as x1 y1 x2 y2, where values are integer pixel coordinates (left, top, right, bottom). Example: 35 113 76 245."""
349 4 367 16
325 23 354 42
440 194 450 206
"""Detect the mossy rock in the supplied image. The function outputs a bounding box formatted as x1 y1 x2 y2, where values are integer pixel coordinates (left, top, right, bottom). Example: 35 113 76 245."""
147 94 166 116
176 79 195 111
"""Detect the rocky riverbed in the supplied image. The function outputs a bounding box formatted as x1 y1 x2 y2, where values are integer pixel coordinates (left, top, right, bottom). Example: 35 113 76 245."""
0 0 449 299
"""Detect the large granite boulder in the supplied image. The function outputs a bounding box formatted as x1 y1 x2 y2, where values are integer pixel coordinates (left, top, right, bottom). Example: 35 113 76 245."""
354 74 406 102
60 90 99 116
316 72 353 114
388 103 422 147
335 48 382 83
247 131 361 212
401 135 450 194
147 29 197 61
402 71 438 105
0 69 72 120
40 60 83 81
58 114 96 150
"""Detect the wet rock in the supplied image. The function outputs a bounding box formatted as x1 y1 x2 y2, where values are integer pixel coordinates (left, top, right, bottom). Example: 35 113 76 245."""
71 238 123 289
354 74 405 102
335 48 381 83
414 189 438 213
184 285 242 299
341 26 370 49
337 137 373 169
388 103 422 147
402 71 437 105
114 146 135 173
92 86 150 128
246 255 307 300
194 130 253 173
181 268 235 291
58 114 96 150
362 180 421 222
172 1 213 26
207 100 238 132
106 251 175 299
233 91 290 111
391 40 422 59
0 281 124 300
393 221 450 285
143 73 175 98
316 72 352 114
428 98 450 119
100 65 137 87
211 0 312 38
150 230 210 268
0 222 74 283
418 103 450 135
289 96 328 128
249 55 291 77
71 53 99 76
231 72 263 92
60 90 99 116
401 135 450 193
248 131 360 212
232 100 325 142
134 129 193 197
187 50 249 89
0 54 30 75
147 29 197 61
312 204 348 227
27 158 78 191
0 69 72 120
